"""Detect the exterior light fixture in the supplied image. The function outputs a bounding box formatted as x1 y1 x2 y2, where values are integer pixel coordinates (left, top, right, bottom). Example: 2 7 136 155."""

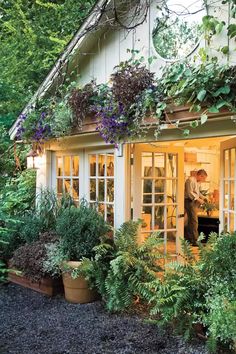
26 149 39 169
116 143 123 157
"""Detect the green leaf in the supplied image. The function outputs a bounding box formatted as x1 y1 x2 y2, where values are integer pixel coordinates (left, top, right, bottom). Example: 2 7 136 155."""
200 114 208 125
212 85 230 97
183 129 190 137
197 89 207 102
228 24 236 38
221 46 229 55
190 120 199 128
216 100 228 109
208 106 219 113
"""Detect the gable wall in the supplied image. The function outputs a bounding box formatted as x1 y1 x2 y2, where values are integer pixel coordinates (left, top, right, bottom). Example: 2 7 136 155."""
76 0 236 87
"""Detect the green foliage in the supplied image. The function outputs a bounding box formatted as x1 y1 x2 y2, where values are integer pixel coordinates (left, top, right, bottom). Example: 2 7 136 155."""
150 233 236 351
56 201 110 261
0 170 36 217
84 220 163 312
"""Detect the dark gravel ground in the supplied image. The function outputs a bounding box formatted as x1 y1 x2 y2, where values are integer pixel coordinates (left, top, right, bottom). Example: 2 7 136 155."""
0 283 209 354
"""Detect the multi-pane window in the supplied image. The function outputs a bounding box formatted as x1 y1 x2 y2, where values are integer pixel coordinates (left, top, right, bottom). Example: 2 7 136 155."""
223 148 236 232
89 153 114 226
56 156 80 203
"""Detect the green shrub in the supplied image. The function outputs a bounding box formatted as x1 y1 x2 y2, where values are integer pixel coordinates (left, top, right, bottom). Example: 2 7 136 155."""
84 220 163 312
56 201 110 260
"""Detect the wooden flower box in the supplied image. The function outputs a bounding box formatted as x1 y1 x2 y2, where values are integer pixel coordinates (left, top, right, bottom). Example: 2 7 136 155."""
164 103 233 123
8 270 64 296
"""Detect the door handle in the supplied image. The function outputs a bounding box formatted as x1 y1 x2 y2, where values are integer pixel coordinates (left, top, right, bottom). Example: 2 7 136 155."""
178 213 185 218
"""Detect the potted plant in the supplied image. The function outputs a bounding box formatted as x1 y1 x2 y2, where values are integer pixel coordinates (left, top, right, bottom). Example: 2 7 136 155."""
45 201 110 303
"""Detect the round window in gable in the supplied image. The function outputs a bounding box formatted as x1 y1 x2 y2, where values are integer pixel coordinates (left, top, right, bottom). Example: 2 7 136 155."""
152 0 205 61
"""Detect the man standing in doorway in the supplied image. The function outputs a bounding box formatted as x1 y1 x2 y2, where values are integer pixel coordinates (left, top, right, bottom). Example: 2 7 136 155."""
184 169 208 246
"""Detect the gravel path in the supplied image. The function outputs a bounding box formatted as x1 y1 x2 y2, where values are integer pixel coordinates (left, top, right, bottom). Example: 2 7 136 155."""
0 283 209 354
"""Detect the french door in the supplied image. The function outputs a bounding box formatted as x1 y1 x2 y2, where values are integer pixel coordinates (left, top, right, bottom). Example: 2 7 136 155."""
220 137 236 233
133 144 184 255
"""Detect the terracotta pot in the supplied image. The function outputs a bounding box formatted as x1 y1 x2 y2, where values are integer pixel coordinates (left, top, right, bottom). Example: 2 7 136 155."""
62 261 97 304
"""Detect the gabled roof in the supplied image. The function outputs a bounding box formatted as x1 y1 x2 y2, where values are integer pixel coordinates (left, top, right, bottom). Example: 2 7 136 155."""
9 0 111 140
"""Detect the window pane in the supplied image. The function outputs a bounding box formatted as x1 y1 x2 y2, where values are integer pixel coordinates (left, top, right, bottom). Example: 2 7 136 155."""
167 205 177 229
230 182 234 210
98 155 105 176
230 149 235 178
166 179 177 203
72 179 79 199
154 153 165 177
107 205 114 226
167 154 177 178
224 150 229 178
154 206 164 230
98 203 105 217
167 231 176 254
106 155 114 176
64 179 71 194
143 194 152 204
107 179 114 202
64 156 71 176
154 194 164 203
72 156 79 176
142 152 152 177
57 157 63 176
90 179 96 201
155 179 165 193
98 179 105 201
229 212 235 233
143 179 152 193
142 206 152 230
224 181 229 209
224 212 228 232
90 155 96 176
57 179 63 194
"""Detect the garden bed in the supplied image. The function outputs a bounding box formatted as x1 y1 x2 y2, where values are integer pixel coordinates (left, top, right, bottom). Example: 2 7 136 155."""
0 283 210 354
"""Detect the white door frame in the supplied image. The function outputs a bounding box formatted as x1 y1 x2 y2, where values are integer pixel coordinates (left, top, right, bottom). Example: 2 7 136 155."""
220 137 236 233
133 143 184 255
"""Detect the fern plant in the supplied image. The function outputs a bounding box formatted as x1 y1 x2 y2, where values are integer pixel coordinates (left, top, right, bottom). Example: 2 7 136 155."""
149 232 236 352
84 220 164 312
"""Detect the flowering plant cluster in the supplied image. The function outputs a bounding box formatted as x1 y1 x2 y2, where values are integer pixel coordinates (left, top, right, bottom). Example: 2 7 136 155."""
94 61 162 143
16 110 51 144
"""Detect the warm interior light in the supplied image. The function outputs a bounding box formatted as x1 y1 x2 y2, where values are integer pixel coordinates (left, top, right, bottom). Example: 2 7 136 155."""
26 149 38 169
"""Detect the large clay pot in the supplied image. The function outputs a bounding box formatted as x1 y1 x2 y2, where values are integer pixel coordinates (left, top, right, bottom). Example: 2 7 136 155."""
62 261 97 304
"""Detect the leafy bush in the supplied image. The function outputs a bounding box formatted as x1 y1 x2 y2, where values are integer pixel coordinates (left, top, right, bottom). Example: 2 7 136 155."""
84 220 163 312
56 201 110 260
9 231 58 282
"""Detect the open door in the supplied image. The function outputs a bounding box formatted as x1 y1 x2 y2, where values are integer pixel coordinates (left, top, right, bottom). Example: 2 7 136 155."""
133 144 184 256
220 137 236 233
